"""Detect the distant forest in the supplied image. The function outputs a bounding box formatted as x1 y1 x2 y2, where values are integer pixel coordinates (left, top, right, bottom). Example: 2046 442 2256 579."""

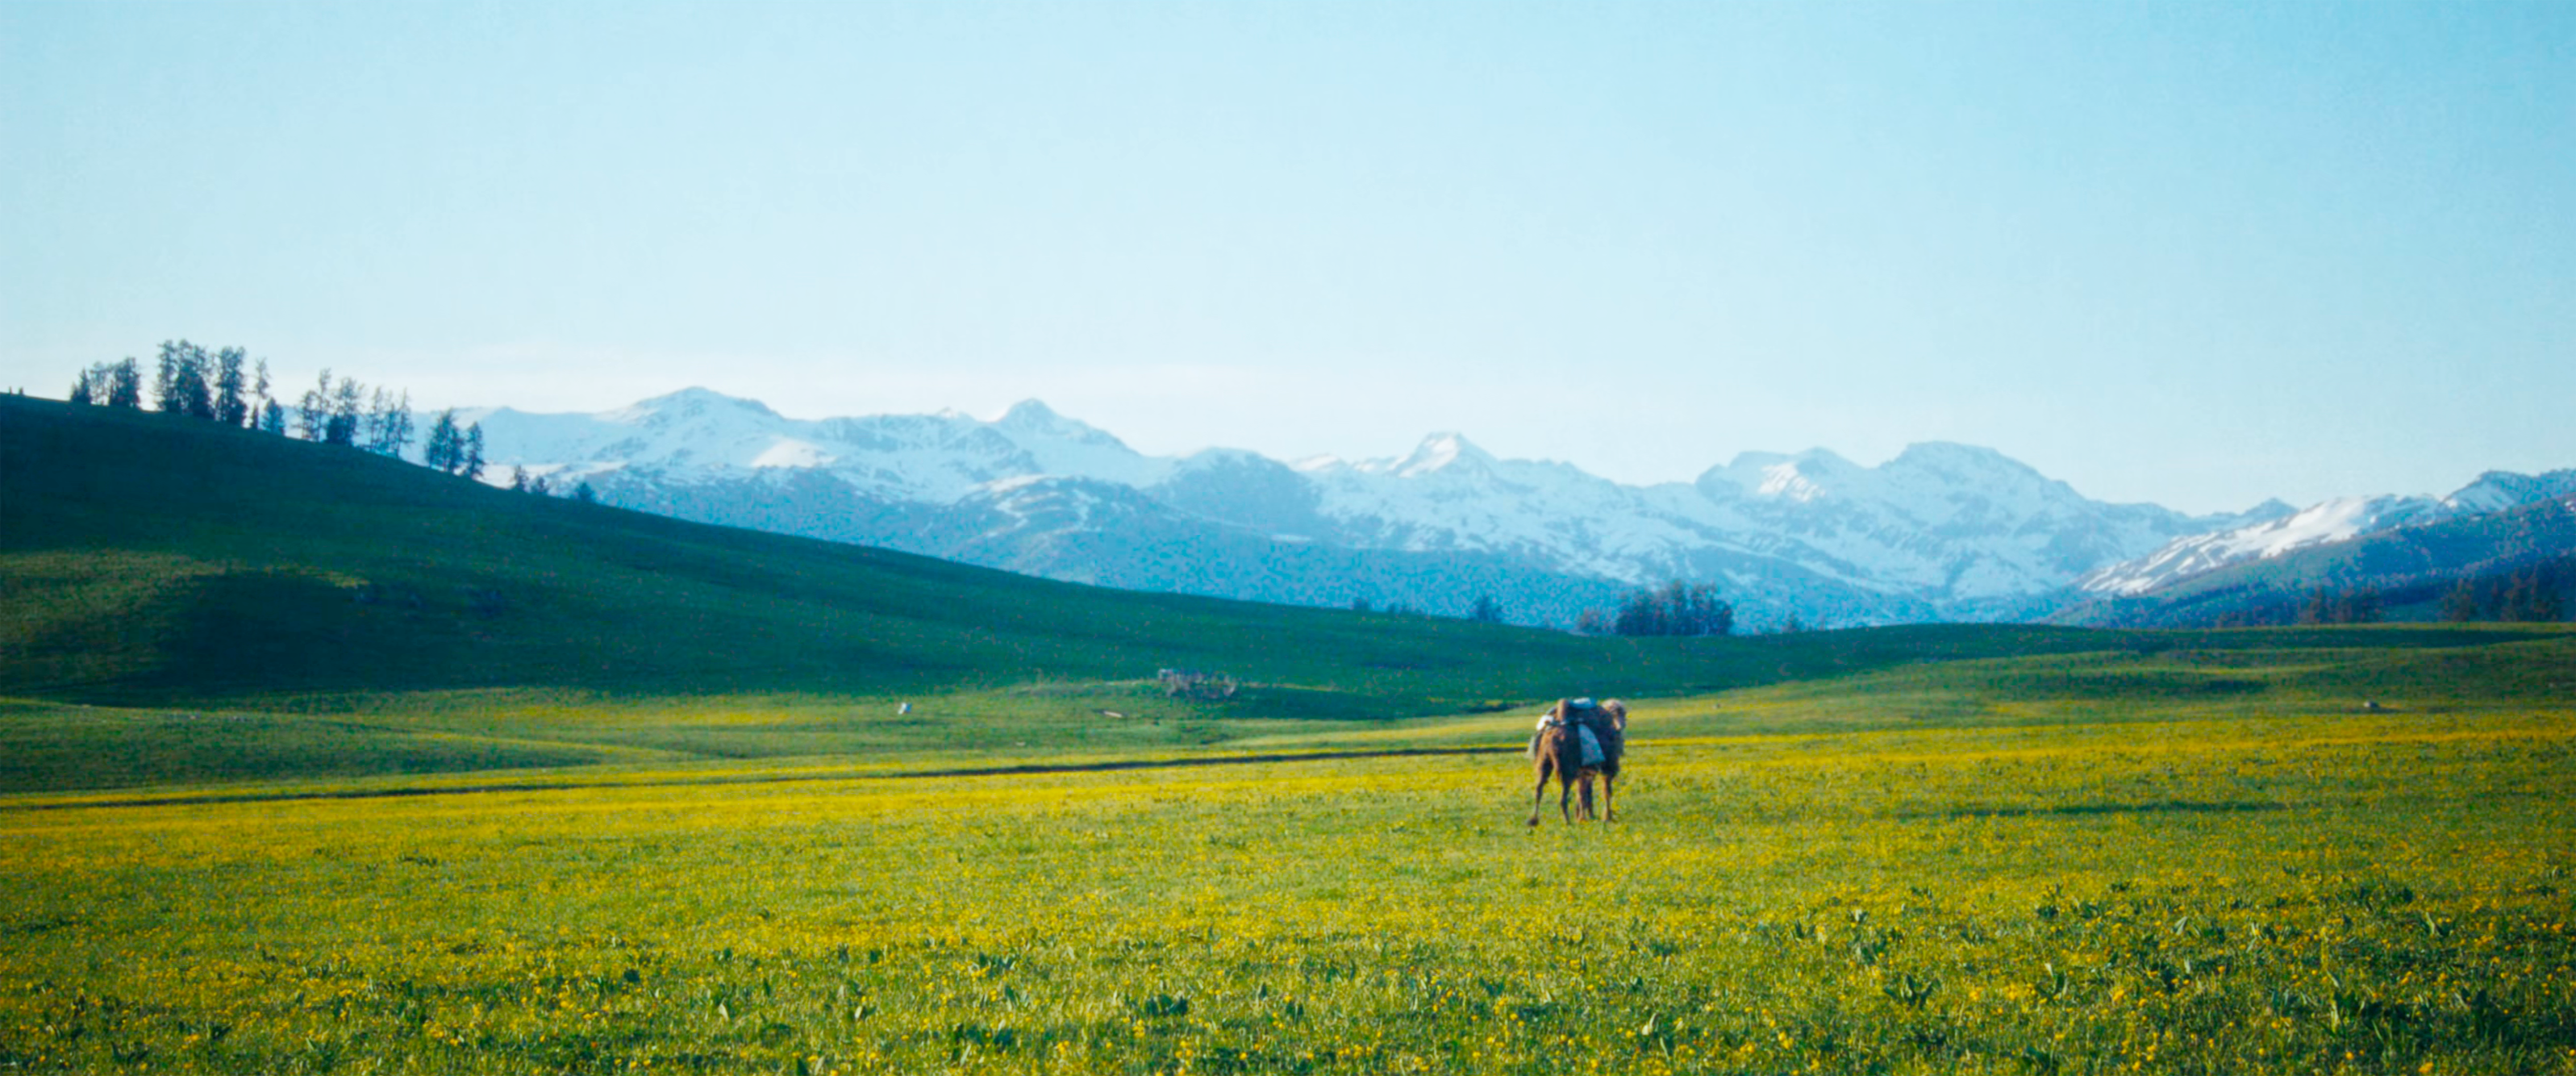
64 340 586 500
2203 565 2570 628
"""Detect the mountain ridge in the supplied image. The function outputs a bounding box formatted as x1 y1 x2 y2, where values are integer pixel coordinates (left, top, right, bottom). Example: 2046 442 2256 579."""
454 387 2569 627
2051 492 2576 628
447 389 2211 626
2076 471 2576 598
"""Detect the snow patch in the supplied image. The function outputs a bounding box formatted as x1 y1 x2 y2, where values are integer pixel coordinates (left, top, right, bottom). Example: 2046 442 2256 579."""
750 440 833 469
2078 495 2444 595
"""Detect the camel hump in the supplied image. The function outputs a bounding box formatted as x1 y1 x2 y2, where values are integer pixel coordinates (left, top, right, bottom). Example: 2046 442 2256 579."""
1574 725 1606 767
1545 697 1622 729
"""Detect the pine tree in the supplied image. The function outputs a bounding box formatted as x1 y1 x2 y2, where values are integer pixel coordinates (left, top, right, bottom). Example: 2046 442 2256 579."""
68 368 95 406
1612 580 1734 636
297 369 331 440
106 359 143 409
156 340 215 419
461 423 486 481
2296 586 2382 625
2499 570 2557 622
509 465 529 492
367 390 415 457
185 343 215 419
251 358 273 428
423 410 462 473
153 343 180 413
2441 580 2480 623
326 377 364 446
87 362 121 403
362 387 391 450
214 347 249 426
572 481 597 503
1467 594 1503 623
1614 588 1665 636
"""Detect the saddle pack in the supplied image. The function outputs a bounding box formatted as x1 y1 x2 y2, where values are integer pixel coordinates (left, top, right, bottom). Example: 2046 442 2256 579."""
1537 698 1610 768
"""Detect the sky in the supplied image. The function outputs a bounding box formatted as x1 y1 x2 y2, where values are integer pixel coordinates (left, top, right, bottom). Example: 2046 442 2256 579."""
5 2 2571 514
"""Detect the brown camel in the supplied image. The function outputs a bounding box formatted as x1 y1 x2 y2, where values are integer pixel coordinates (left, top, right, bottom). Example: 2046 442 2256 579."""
1528 698 1626 826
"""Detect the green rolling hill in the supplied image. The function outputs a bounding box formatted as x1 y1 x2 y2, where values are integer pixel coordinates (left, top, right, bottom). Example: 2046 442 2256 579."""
4 394 1593 706
2 394 2098 710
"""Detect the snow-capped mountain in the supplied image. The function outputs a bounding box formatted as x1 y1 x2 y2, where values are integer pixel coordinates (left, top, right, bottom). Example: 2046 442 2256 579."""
1268 436 2271 615
464 390 1157 503
2075 469 2576 598
448 388 2336 627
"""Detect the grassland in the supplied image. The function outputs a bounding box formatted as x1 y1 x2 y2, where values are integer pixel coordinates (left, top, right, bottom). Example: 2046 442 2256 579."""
4 630 2574 1074
8 396 2575 1072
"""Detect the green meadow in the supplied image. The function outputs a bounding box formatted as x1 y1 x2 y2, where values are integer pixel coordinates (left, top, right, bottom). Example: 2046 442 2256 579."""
5 396 2574 1073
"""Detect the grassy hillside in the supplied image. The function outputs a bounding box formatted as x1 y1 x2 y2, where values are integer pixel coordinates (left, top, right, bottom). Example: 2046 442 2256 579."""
4 394 1703 705
2 394 2245 708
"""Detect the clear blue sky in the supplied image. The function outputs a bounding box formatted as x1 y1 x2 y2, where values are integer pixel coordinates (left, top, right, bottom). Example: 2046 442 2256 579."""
6 1 2570 512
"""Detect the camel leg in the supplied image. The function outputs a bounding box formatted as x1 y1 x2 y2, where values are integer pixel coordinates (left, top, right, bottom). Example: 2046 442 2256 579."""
1602 771 1616 822
1528 764 1549 827
1578 773 1595 820
1559 777 1574 823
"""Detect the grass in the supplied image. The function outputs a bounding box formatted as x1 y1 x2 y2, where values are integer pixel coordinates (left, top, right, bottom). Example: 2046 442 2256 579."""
3 690 2571 1074
10 395 2576 1071
3 625 2569 796
2 629 2574 1074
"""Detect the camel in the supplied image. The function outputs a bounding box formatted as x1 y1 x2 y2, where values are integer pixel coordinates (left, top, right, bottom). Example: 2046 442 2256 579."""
1528 697 1626 826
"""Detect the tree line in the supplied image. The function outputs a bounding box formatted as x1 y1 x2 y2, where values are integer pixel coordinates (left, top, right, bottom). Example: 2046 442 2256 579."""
2441 565 2568 623
2207 566 2570 628
1337 581 1738 635
65 340 490 481
2290 568 2569 625
501 465 594 503
2297 586 2382 625
1576 580 1736 636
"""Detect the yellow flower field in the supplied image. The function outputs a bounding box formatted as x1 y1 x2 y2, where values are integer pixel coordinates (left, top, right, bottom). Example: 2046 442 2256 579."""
3 706 2572 1074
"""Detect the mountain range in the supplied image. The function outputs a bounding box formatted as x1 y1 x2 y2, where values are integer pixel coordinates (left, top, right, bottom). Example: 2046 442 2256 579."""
456 388 2573 628
2072 473 2576 597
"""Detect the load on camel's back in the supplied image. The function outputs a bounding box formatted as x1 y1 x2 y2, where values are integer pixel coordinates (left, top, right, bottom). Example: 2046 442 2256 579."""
1528 697 1627 826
